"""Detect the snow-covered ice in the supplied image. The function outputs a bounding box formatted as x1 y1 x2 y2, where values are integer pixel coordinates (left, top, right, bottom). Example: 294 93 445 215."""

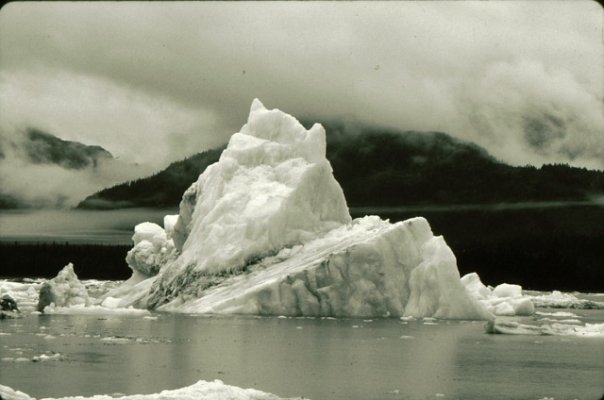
0 380 298 400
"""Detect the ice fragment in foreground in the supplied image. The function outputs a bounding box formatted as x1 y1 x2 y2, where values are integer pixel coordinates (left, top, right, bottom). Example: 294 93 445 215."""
0 379 298 400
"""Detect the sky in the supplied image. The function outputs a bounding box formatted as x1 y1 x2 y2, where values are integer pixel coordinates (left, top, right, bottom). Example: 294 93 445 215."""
0 1 602 205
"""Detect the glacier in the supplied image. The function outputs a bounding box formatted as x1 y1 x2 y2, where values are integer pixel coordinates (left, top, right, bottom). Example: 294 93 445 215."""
100 99 494 319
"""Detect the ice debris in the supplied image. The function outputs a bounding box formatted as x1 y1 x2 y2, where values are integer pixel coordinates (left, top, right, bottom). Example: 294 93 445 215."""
486 319 604 337
530 290 604 309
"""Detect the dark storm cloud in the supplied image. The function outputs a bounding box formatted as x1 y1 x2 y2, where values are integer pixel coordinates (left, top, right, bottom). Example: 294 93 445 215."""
0 1 602 172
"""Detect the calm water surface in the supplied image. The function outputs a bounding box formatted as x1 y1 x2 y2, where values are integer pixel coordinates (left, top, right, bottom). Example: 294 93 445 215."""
1 312 603 400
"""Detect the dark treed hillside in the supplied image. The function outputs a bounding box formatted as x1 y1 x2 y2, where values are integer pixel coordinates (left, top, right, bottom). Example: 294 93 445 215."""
318 120 604 206
78 121 604 209
78 147 225 209
24 128 114 169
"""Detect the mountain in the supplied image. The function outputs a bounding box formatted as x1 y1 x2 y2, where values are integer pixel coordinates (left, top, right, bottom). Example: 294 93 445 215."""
78 147 225 209
0 128 144 209
78 121 604 209
22 128 114 169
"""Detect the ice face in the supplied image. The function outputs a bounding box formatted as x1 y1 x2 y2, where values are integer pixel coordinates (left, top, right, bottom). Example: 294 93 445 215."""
154 216 492 320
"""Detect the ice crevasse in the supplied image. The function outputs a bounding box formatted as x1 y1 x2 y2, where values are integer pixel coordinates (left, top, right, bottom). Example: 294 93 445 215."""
108 99 494 320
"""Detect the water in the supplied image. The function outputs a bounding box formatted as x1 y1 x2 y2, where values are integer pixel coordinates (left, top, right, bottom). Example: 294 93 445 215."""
0 208 176 244
1 312 603 400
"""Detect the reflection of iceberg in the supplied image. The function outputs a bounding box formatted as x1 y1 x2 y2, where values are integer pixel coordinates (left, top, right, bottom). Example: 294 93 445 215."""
124 100 500 318
102 99 491 319
0 380 299 400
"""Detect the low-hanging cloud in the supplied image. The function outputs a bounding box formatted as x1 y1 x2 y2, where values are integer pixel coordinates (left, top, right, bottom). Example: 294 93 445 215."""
0 1 602 182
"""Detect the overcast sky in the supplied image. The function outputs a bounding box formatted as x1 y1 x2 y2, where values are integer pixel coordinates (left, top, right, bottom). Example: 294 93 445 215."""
1 1 602 172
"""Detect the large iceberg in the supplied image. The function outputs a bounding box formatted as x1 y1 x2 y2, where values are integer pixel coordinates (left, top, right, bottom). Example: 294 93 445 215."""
109 99 493 320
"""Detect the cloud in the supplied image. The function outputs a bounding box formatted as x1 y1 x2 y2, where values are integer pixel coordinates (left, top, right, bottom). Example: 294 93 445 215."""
0 0 602 174
0 71 223 167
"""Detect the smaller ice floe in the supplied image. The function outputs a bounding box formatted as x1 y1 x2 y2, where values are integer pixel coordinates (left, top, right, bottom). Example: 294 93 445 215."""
530 291 604 309
37 263 89 312
100 336 132 344
42 303 150 316
2 352 63 363
535 311 578 318
0 379 300 400
461 273 534 316
486 319 604 337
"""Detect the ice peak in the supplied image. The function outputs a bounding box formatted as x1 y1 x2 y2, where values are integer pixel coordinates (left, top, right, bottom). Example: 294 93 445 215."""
249 98 266 113
155 100 351 286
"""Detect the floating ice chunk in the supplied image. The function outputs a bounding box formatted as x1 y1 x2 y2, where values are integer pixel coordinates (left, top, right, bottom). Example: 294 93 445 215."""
43 303 150 316
0 379 299 400
492 283 522 298
530 291 604 309
486 319 604 337
0 384 32 400
535 311 578 318
461 273 534 316
37 263 89 312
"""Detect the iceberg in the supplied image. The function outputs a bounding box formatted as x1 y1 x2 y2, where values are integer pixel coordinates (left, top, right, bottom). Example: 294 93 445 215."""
36 263 89 312
98 99 494 319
